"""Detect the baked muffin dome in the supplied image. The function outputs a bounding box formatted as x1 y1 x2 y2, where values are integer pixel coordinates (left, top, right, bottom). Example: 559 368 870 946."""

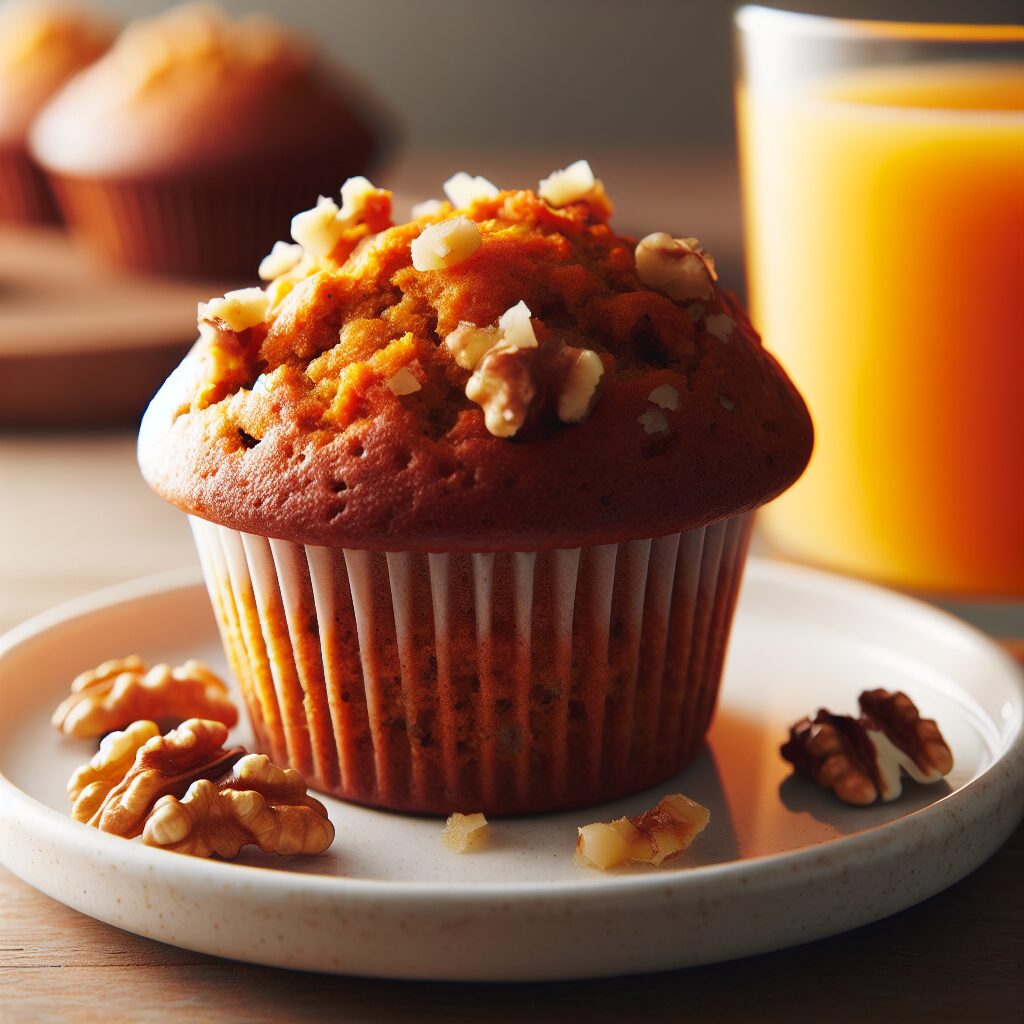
139 164 813 551
29 3 383 275
0 0 113 222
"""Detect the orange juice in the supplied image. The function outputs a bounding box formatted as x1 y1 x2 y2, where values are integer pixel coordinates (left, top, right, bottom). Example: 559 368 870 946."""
739 63 1024 596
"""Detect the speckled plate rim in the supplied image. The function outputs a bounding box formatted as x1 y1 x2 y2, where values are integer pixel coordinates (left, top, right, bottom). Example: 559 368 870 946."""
1 562 1022 980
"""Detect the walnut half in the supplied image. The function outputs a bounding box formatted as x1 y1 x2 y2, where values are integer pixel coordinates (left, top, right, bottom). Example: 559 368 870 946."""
67 719 334 859
143 754 334 858
781 689 953 804
52 656 238 739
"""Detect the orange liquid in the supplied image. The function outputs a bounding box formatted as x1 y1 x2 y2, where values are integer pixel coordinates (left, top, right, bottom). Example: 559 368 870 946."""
739 63 1024 596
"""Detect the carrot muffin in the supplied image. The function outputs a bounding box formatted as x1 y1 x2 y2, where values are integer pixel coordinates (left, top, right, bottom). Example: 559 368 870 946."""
139 162 813 814
29 2 383 276
0 0 113 223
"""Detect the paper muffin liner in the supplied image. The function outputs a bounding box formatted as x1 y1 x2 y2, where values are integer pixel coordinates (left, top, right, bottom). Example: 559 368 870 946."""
43 172 332 278
189 513 752 815
0 148 60 223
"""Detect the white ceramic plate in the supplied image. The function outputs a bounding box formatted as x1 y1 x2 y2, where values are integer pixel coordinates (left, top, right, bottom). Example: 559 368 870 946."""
1 561 1021 981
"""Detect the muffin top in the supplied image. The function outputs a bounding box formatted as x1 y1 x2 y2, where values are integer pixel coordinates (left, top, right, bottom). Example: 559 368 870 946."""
29 2 378 179
139 162 813 552
0 0 113 146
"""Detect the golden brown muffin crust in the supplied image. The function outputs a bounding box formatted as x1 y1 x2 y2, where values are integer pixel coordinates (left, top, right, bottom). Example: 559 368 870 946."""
139 177 812 551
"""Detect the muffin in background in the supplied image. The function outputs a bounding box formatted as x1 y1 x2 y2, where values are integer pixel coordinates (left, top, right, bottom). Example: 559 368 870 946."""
139 165 813 815
0 0 113 223
30 3 385 277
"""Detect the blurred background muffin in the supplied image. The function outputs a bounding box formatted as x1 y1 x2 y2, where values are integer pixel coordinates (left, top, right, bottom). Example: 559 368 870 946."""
29 2 387 277
0 0 114 223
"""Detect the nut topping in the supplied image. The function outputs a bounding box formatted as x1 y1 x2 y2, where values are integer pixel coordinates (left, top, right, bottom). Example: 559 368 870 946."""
142 754 334 858
411 216 482 271
440 812 488 853
258 241 303 281
456 301 604 437
538 159 602 208
444 322 502 370
443 172 499 208
557 348 604 423
52 656 238 739
648 384 680 411
781 689 953 804
465 344 536 438
638 409 668 435
635 233 717 302
575 794 710 870
290 176 391 259
385 367 421 396
199 288 270 332
705 313 735 342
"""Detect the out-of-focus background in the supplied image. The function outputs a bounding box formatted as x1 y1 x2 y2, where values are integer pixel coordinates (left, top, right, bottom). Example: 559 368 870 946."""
91 0 1023 154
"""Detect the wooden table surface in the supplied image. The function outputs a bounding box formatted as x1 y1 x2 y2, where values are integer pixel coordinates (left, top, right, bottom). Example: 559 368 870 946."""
2 154 1022 1021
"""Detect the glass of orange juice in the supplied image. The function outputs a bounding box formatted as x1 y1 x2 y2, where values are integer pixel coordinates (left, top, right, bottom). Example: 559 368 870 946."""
735 6 1024 599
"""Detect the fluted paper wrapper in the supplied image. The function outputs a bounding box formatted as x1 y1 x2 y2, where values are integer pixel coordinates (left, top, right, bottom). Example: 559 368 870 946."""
0 149 59 223
190 514 752 815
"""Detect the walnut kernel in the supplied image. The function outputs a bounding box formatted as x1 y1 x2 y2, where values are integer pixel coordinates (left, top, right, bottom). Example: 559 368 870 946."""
411 216 482 271
635 233 717 302
52 656 238 739
142 753 334 858
443 172 499 207
199 288 270 332
575 794 710 870
781 689 954 804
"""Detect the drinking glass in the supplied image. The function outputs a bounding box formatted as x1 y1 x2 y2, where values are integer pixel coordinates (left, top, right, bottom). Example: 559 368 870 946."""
735 6 1024 598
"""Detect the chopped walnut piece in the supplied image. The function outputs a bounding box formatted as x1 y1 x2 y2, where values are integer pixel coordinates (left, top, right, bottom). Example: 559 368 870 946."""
258 241 303 281
199 288 270 332
385 367 421 396
575 794 710 870
705 313 735 342
557 348 604 423
70 718 245 838
143 754 334 858
290 177 391 259
412 197 445 218
411 216 482 271
538 159 607 210
635 233 717 302
443 172 499 207
638 409 668 435
440 812 488 853
648 384 680 411
781 689 953 804
465 344 536 438
444 321 501 370
52 657 238 739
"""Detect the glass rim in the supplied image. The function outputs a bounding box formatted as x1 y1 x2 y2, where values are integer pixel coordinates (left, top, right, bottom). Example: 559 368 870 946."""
735 5 1024 45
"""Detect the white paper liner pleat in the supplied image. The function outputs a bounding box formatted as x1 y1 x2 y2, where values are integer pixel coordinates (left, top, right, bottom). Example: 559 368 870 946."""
190 514 752 814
